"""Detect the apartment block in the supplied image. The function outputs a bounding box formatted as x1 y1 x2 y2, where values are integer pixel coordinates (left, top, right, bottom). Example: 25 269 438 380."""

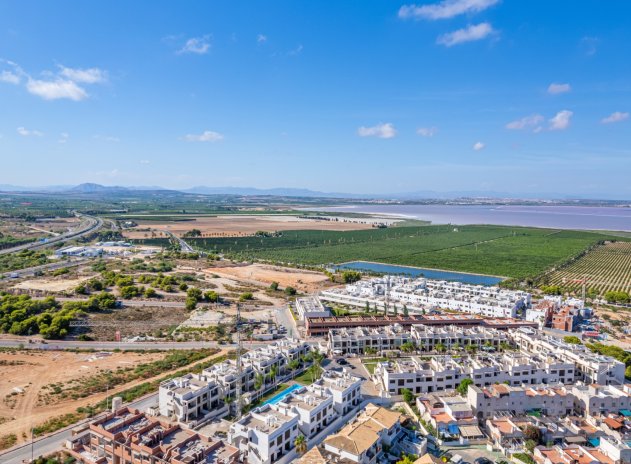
228 403 300 464
66 407 239 464
572 384 631 416
158 374 225 424
314 369 363 415
278 384 337 439
509 328 626 385
467 384 575 420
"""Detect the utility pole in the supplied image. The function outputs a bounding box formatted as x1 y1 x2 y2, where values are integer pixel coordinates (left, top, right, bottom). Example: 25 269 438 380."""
235 302 243 420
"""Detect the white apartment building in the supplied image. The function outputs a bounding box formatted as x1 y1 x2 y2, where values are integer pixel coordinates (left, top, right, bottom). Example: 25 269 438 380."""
321 275 531 319
572 384 631 416
229 403 300 464
509 328 626 385
467 383 575 420
411 325 508 351
158 373 225 424
375 351 575 396
315 369 363 415
296 297 331 320
278 384 337 439
160 339 313 425
328 324 414 355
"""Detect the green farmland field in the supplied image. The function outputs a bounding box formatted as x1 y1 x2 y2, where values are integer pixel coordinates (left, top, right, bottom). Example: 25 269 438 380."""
188 225 625 279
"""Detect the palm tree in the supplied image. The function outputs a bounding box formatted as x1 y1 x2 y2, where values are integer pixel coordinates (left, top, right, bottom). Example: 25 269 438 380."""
270 365 278 384
254 373 264 391
295 434 307 454
435 343 446 354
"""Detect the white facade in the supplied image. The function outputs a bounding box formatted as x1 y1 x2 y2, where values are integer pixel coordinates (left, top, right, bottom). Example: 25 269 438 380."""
321 275 530 319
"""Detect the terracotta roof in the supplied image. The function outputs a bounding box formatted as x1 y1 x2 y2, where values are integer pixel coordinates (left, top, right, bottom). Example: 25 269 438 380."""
296 446 329 464
604 417 624 430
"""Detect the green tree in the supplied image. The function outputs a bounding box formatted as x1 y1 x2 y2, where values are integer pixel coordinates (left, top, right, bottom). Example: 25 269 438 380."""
341 270 362 283
563 335 582 345
403 304 409 317
185 297 197 311
187 287 203 301
401 388 415 405
435 343 446 353
204 290 219 302
294 434 307 454
456 378 473 396
284 286 297 296
270 281 279 291
144 287 157 298
239 292 254 302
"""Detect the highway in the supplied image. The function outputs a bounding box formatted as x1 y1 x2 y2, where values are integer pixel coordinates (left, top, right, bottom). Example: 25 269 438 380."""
0 258 90 282
0 213 103 256
164 230 195 253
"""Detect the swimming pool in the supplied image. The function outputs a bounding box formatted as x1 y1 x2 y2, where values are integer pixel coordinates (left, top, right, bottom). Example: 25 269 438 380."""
262 384 303 406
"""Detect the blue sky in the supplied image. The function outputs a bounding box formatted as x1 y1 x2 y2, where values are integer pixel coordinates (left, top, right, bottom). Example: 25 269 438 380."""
1 0 631 198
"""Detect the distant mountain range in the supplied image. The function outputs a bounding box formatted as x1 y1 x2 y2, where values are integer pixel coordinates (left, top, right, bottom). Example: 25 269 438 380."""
0 183 629 202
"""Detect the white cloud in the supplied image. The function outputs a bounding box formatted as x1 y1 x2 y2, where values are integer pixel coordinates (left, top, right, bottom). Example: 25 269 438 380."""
94 134 120 142
547 83 571 95
506 114 544 130
0 70 20 84
26 78 88 101
288 44 304 56
601 111 629 124
399 0 499 20
436 23 494 47
357 123 396 139
140 159 151 165
257 34 267 43
178 36 211 55
17 127 43 137
548 110 573 130
416 127 438 137
58 132 69 143
59 66 107 84
183 130 224 142
473 141 485 151
580 36 598 56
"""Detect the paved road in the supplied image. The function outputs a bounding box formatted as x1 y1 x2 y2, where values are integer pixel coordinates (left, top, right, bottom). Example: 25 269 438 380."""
0 214 103 256
164 230 195 253
0 392 159 464
0 338 272 351
0 258 90 282
275 305 299 338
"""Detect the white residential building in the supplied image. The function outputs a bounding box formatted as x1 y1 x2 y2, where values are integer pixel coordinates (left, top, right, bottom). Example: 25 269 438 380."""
278 384 337 439
228 403 300 464
158 373 225 424
572 384 631 416
321 275 531 319
296 297 331 320
467 383 575 421
315 369 363 415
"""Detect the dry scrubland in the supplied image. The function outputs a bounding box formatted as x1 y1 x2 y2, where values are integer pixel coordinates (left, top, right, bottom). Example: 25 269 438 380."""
0 350 164 445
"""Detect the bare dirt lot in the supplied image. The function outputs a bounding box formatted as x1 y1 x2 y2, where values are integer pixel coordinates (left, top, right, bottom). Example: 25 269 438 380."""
124 215 375 238
0 217 80 239
13 276 92 293
206 263 332 293
0 350 165 444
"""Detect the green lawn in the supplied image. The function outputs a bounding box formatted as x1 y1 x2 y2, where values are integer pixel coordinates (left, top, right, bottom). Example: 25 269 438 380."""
189 225 624 279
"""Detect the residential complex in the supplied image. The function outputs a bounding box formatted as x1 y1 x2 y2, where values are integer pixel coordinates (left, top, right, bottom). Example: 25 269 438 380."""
327 324 508 355
320 276 531 318
159 339 311 426
228 370 363 464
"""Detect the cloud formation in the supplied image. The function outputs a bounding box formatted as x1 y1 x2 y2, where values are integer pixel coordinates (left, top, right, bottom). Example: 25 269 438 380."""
399 0 499 20
437 23 494 47
1 60 107 101
257 34 267 43
357 123 396 139
548 83 571 95
59 66 107 84
178 36 211 54
183 130 224 142
548 110 573 130
417 127 438 137
17 126 43 137
601 111 629 124
506 114 544 131
473 141 485 151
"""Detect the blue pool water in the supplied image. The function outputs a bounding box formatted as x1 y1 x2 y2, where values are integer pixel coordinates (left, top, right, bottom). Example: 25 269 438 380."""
262 383 303 406
334 261 504 286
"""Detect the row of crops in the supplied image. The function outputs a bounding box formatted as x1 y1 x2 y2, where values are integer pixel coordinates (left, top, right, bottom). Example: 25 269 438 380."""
546 241 631 294
187 225 622 279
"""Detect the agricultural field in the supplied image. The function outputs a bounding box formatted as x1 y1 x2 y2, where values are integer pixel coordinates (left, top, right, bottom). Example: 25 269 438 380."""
545 241 631 294
189 225 626 279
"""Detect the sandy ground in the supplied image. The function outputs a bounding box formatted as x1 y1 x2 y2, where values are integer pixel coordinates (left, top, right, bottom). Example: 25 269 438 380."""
206 263 331 293
124 215 374 238
13 277 92 293
0 217 80 239
0 350 164 443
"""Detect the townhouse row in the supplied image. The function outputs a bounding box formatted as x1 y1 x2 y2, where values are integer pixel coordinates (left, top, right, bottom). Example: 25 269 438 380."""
228 369 363 464
159 339 311 426
327 323 509 355
320 275 531 318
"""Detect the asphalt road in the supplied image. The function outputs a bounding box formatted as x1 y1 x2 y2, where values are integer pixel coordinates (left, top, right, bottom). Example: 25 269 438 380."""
0 338 271 351
0 214 103 256
0 258 90 282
